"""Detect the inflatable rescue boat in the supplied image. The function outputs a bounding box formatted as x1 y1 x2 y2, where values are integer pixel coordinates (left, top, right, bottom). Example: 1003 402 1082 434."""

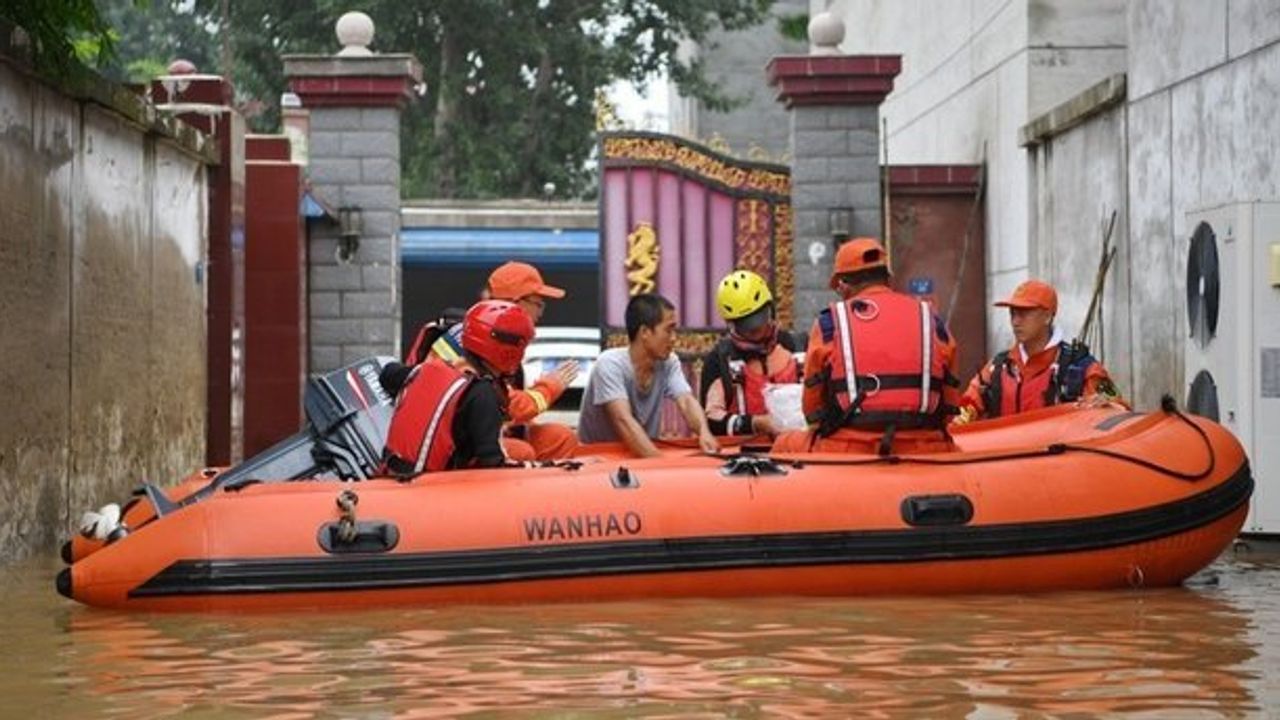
57 358 1252 611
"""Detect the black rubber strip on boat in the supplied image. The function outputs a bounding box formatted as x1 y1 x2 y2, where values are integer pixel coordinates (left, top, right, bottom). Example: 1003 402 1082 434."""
128 461 1253 597
1094 411 1144 431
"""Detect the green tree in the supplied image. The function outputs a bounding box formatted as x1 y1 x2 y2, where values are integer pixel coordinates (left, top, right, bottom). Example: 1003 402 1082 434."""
0 0 120 73
104 0 775 199
94 0 218 84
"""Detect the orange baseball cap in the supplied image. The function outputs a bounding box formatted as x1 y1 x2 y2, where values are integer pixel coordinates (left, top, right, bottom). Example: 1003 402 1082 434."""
994 279 1058 314
487 261 565 301
830 237 889 289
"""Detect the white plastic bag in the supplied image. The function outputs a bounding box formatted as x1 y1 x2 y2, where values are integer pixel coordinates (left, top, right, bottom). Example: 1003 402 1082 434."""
764 383 806 431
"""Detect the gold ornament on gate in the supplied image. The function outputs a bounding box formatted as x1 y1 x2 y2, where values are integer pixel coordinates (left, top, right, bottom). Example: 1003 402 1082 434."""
625 222 660 295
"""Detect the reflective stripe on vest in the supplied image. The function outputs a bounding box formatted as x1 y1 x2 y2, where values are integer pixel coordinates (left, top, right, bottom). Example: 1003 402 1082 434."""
413 375 472 472
834 299 859 406
405 319 461 366
729 359 749 416
917 300 932 413
384 359 473 474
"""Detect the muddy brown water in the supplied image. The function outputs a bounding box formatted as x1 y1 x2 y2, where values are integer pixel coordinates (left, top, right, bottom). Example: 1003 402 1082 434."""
3 553 1279 717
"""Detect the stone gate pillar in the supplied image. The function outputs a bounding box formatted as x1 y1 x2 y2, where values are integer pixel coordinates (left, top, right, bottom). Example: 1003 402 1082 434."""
283 11 422 372
766 13 900 330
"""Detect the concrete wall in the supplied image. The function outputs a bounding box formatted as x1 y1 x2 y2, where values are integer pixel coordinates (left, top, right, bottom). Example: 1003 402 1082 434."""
1027 102 1132 394
1123 0 1280 407
670 0 808 161
830 0 1126 353
0 57 208 563
1024 0 1280 410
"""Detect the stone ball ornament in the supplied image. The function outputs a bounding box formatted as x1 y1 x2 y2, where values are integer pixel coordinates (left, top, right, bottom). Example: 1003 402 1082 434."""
336 11 375 56
808 11 846 55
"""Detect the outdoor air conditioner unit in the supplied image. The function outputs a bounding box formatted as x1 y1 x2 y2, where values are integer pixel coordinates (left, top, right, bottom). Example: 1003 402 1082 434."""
1183 202 1280 535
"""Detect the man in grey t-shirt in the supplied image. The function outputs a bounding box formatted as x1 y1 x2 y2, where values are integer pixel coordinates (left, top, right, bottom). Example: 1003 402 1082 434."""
577 294 719 457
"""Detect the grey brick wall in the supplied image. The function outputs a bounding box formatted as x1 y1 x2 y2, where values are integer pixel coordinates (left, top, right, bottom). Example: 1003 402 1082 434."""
306 105 404 372
789 104 884 331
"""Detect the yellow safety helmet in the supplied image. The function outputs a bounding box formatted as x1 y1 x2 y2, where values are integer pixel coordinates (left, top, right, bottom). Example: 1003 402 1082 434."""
716 270 773 321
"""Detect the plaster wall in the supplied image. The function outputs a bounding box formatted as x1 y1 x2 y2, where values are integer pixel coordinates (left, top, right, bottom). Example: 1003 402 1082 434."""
1026 1 1280 410
1027 106 1132 396
828 0 1126 353
1124 0 1280 408
0 59 207 564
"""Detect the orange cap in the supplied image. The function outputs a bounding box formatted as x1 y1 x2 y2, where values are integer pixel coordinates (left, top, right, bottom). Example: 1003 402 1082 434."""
994 279 1058 314
487 261 565 301
830 237 889 289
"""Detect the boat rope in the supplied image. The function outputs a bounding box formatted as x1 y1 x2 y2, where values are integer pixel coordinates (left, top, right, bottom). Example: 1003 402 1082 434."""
753 396 1218 483
335 489 359 544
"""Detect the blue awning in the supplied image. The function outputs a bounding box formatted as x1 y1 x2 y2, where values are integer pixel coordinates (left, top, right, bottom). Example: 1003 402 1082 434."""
401 227 598 269
302 190 336 220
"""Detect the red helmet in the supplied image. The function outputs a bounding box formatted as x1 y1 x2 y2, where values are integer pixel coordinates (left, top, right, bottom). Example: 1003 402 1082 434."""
462 300 535 376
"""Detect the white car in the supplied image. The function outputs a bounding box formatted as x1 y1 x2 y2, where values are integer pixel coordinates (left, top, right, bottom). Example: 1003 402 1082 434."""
521 326 601 426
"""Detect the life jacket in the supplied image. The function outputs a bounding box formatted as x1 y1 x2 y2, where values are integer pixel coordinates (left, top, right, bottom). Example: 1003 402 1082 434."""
382 358 474 476
405 317 464 366
699 332 799 404
819 291 953 432
722 348 800 416
980 341 1096 418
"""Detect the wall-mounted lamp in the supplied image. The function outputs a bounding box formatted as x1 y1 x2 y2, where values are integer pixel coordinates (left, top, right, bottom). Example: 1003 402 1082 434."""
828 207 853 248
337 206 362 263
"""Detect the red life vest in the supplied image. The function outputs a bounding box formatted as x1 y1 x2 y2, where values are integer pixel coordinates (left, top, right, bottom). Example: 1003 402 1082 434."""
404 319 464 366
825 291 950 426
382 358 474 475
997 359 1055 417
981 343 1096 418
727 352 800 416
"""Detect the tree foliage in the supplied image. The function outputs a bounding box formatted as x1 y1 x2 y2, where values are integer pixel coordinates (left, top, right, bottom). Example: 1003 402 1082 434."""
95 1 218 83
0 0 120 72
100 0 775 199
776 11 809 43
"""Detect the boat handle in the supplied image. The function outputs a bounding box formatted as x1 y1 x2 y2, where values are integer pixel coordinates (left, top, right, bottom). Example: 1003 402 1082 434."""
317 520 401 553
719 455 789 477
611 466 640 489
900 494 974 526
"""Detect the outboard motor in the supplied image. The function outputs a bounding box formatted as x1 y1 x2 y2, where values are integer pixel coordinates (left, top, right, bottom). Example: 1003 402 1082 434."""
65 357 402 560
208 356 398 490
131 356 400 514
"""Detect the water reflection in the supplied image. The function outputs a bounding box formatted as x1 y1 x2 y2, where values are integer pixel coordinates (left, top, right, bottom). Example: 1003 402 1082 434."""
5 556 1279 717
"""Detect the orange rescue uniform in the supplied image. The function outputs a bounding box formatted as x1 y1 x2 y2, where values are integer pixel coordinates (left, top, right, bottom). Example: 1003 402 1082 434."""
775 285 960 455
960 338 1117 419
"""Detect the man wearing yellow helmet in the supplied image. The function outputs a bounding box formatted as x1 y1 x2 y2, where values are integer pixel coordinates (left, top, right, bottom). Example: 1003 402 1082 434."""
699 270 801 437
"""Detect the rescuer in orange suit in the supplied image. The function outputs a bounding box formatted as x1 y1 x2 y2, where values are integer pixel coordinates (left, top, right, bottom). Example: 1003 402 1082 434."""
482 261 581 461
772 237 962 456
382 300 536 475
390 261 580 462
955 279 1119 422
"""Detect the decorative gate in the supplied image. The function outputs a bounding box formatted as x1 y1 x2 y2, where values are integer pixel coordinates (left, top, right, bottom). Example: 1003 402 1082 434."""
599 131 793 357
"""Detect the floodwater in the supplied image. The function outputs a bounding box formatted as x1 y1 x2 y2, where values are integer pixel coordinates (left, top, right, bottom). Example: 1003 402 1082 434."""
4 553 1280 718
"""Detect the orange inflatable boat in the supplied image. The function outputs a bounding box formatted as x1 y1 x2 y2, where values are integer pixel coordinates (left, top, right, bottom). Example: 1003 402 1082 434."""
56 358 1251 611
